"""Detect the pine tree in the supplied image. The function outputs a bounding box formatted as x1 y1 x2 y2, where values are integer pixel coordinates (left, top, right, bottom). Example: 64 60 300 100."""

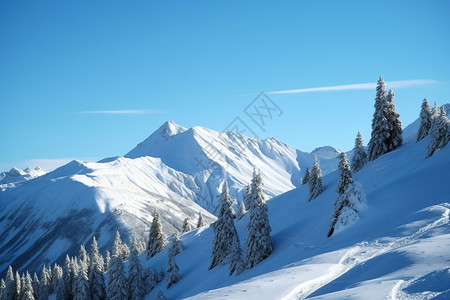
73 259 90 300
112 231 130 261
182 218 191 233
209 182 240 270
196 211 206 228
328 182 365 237
156 290 167 300
4 266 16 300
229 233 244 276
417 98 432 142
15 271 21 300
244 184 251 210
51 264 63 294
351 132 367 173
127 242 144 300
427 106 450 158
70 258 79 298
301 168 311 185
165 250 180 289
32 274 40 300
0 278 5 300
337 153 354 195
38 266 50 300
147 212 166 259
245 169 272 269
21 273 35 300
385 89 403 151
57 255 72 300
368 76 391 161
308 157 324 202
104 251 111 271
169 233 183 257
107 255 128 300
89 237 106 300
78 245 89 270
142 267 164 294
237 202 246 220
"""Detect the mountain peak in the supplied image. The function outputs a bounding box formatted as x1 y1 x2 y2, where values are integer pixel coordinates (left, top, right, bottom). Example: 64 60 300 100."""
156 120 187 139
311 146 343 159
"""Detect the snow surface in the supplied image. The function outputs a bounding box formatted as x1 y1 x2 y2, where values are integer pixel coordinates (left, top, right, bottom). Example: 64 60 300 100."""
0 166 46 185
136 121 450 299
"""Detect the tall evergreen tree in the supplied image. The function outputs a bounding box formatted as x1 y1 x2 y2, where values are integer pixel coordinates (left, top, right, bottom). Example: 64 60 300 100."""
104 251 111 271
51 264 63 294
32 274 39 300
70 258 79 298
308 157 324 202
165 249 180 289
337 153 353 195
196 211 206 228
229 232 244 276
127 242 144 300
38 266 51 300
385 89 403 150
301 168 311 185
15 272 21 300
21 273 34 300
209 182 239 270
73 259 90 300
368 76 390 161
426 106 450 158
88 237 106 300
112 231 130 261
78 245 89 270
107 255 128 300
182 218 191 233
57 255 72 300
169 233 183 257
244 184 251 210
417 98 432 142
4 266 16 300
237 202 246 220
351 132 367 173
147 212 166 259
1 278 5 300
245 169 272 269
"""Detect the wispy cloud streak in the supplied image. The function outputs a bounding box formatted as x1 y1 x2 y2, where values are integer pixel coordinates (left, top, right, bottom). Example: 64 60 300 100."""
267 79 440 95
77 109 166 115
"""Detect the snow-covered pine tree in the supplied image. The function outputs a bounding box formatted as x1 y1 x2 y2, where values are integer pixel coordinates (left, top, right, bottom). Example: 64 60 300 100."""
385 89 403 151
182 218 191 233
301 168 311 185
21 273 35 300
57 255 72 300
19 274 25 300
308 157 324 202
127 242 144 300
89 237 104 273
245 169 272 269
78 245 89 271
15 271 21 300
142 267 164 294
147 212 166 259
337 153 354 195
156 290 167 300
51 264 62 294
104 251 111 271
32 274 39 300
4 266 16 300
112 231 130 261
417 98 432 142
38 266 51 300
74 258 90 300
70 258 79 298
196 211 206 228
165 249 180 289
169 233 183 257
237 202 246 220
368 76 391 161
351 132 367 173
244 184 251 210
107 255 128 300
229 232 244 276
328 181 365 237
426 106 450 158
0 278 5 300
209 182 239 270
88 236 106 300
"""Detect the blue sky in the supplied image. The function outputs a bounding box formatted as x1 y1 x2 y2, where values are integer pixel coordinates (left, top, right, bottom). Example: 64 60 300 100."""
1 0 449 171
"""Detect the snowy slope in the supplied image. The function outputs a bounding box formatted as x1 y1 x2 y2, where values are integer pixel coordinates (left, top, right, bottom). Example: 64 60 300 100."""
140 121 450 299
0 157 215 276
0 166 46 185
126 121 340 211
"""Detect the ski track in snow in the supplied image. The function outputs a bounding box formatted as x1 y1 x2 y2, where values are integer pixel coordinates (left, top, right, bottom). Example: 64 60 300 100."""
283 203 450 300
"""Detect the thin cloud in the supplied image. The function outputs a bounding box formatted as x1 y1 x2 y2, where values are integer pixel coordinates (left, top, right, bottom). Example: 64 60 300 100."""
267 79 440 95
77 109 166 115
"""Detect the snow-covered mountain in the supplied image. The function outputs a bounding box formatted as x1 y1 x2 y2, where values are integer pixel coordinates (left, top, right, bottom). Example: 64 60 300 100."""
0 166 45 185
139 115 450 299
0 121 341 276
126 120 340 211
